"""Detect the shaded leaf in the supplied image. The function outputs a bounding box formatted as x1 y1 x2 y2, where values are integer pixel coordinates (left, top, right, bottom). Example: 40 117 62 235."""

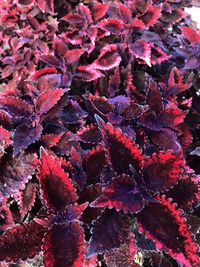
0 221 46 262
87 209 130 257
0 152 37 200
13 124 42 156
43 222 85 267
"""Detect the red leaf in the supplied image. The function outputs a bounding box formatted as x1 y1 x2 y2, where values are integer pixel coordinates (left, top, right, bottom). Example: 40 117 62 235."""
77 124 102 144
0 110 12 130
92 3 109 21
13 124 43 156
74 66 104 82
128 18 146 30
98 18 123 34
1 65 14 79
93 44 121 70
91 174 144 214
137 196 200 267
18 183 37 217
181 27 200 44
87 209 130 257
36 88 65 115
37 148 77 211
143 150 184 192
122 102 148 120
43 222 85 267
53 37 68 57
30 68 58 80
139 4 162 27
150 128 180 152
96 116 144 174
82 145 106 178
62 13 84 27
64 48 85 65
41 132 64 148
161 9 184 24
0 221 46 262
159 106 186 127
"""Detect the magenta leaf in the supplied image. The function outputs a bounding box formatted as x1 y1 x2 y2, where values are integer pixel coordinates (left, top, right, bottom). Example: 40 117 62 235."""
131 40 151 66
98 18 123 34
93 45 121 70
92 3 109 21
64 48 86 65
74 66 104 81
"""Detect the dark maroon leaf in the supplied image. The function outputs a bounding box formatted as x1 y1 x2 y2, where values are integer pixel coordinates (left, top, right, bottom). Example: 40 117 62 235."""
96 116 144 174
43 222 85 267
37 148 77 211
142 150 184 192
82 145 106 178
87 209 130 257
137 195 200 267
104 233 137 267
0 221 46 262
18 183 37 217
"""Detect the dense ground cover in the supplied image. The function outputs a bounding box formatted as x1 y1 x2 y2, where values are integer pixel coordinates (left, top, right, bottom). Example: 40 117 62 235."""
0 0 200 266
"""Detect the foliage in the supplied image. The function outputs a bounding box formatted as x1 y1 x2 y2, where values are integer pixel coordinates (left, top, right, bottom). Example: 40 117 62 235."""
0 0 200 266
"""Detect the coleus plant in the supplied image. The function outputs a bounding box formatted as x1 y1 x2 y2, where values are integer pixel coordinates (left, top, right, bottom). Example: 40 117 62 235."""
0 0 200 266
